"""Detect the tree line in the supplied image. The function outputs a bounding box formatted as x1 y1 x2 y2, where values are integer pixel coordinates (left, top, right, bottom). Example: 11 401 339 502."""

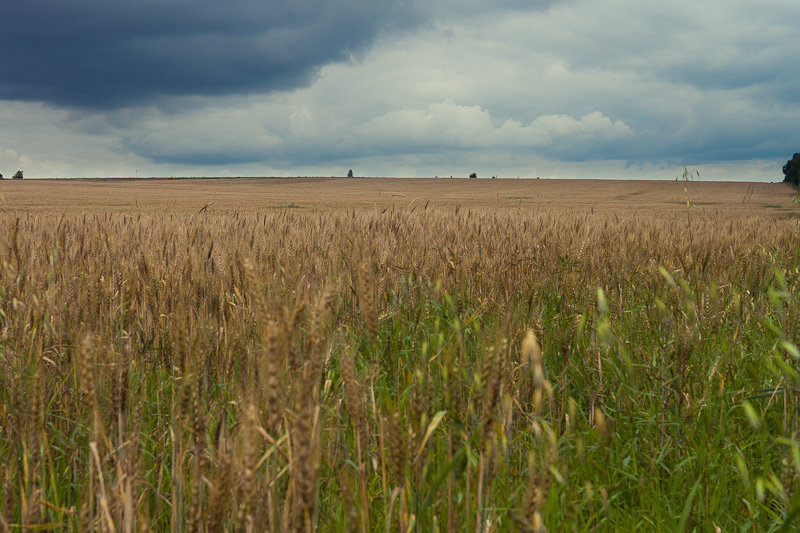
784 153 800 186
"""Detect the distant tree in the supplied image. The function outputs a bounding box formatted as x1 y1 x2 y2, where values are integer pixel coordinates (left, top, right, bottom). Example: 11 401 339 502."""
0 172 3 179
784 153 800 186
12 170 23 180
347 169 354 178
469 172 477 179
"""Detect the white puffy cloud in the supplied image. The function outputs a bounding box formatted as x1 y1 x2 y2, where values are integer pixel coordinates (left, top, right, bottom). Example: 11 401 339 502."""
345 100 632 154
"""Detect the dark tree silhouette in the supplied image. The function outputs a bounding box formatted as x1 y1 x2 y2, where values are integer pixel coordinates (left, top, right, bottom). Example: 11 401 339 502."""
347 169 354 178
469 172 477 178
12 170 23 180
783 153 800 186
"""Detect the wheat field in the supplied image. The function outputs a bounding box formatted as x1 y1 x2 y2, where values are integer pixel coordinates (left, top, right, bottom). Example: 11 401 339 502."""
0 177 798 531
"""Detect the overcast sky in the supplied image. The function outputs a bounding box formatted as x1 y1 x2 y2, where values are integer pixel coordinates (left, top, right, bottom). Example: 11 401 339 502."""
1 0 797 180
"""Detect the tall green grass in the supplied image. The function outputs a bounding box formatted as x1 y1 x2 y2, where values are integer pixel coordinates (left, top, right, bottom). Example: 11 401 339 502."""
0 208 798 531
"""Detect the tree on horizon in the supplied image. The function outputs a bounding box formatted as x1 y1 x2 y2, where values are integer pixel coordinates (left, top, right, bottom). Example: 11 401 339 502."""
783 153 800 185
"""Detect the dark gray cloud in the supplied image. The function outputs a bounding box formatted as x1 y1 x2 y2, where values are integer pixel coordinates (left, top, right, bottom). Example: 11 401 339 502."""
0 0 556 110
0 0 422 108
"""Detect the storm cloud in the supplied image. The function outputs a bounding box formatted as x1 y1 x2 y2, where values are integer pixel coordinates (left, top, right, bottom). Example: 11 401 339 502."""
0 0 556 109
0 0 424 108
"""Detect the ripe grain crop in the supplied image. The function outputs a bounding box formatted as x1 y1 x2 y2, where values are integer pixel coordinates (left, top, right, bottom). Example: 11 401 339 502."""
0 179 799 530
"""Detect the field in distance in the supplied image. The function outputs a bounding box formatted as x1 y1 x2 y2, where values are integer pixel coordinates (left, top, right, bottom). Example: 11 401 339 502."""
0 176 796 217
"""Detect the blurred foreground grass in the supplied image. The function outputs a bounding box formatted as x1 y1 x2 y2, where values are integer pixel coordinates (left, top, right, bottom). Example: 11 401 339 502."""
0 206 799 531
